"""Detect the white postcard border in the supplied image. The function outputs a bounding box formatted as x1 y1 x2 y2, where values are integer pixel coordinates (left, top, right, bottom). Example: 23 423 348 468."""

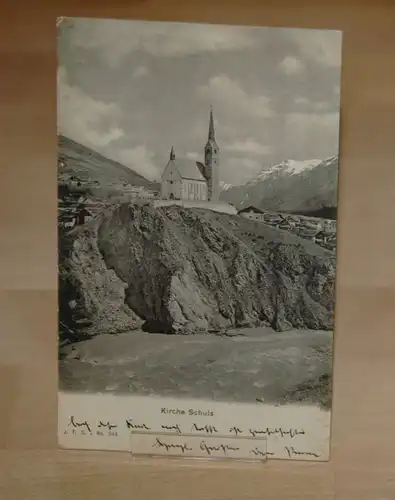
58 391 330 462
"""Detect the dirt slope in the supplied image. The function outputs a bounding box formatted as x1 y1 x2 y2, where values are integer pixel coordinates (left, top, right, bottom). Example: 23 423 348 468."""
59 204 336 341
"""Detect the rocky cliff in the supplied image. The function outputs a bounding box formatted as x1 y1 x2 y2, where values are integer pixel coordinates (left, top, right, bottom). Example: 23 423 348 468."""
59 204 336 341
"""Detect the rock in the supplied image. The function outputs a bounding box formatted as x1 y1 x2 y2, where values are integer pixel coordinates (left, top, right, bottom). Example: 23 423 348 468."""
59 203 336 339
59 219 144 340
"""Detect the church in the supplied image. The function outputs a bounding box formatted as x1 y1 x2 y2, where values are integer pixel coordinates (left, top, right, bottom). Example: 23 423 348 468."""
160 107 220 202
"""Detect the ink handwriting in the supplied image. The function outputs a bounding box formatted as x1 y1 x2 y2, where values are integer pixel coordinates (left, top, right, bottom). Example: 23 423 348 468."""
200 440 240 456
161 424 182 434
229 426 243 437
153 438 192 454
250 447 275 458
249 427 305 439
125 419 151 431
98 421 118 431
67 416 91 434
285 446 320 459
191 423 219 434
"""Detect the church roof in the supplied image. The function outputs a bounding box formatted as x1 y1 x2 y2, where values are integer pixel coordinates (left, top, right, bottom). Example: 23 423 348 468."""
171 159 207 182
238 205 264 214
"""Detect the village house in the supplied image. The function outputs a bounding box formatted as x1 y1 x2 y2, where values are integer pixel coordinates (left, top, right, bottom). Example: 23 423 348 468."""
263 213 283 224
299 228 320 241
238 206 266 221
74 205 93 226
238 206 264 215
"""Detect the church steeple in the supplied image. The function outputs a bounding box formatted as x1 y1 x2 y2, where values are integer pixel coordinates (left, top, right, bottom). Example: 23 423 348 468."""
208 105 215 142
204 106 220 202
170 146 175 160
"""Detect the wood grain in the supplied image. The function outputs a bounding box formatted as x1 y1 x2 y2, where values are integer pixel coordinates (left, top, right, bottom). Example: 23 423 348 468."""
1 0 395 498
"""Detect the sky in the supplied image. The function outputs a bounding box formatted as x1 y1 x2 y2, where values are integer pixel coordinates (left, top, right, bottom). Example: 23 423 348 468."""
57 17 342 186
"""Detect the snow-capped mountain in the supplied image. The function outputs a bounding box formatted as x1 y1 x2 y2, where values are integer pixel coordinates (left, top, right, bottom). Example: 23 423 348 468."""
254 159 323 182
220 156 339 219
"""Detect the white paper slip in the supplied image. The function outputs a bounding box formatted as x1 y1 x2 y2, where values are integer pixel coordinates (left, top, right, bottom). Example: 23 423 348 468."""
129 431 269 461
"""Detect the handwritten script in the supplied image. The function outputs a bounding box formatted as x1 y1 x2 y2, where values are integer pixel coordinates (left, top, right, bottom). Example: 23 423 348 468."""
153 437 192 454
61 414 323 461
126 419 150 431
285 446 320 459
191 423 219 434
66 416 92 435
131 434 268 461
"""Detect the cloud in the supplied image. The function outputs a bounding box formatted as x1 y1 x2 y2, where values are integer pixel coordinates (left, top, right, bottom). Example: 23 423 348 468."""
224 138 272 156
116 145 160 181
226 157 262 180
283 111 340 157
287 29 342 68
132 65 149 79
286 111 339 131
294 96 309 106
293 96 334 113
198 74 274 118
312 101 333 112
67 18 257 67
57 66 124 148
186 152 200 160
279 56 304 75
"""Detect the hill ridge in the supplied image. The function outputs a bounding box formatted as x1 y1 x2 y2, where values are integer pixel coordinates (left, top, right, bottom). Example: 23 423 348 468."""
220 155 339 219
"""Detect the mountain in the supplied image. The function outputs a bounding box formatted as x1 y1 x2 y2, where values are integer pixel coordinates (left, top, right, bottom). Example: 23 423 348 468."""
59 204 336 343
220 156 339 219
58 135 160 193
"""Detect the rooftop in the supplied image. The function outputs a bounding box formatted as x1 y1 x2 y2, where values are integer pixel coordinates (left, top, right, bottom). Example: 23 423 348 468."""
167 158 207 182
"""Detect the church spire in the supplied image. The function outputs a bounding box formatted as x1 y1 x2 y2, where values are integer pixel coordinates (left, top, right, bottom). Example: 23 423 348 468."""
204 105 220 203
208 105 215 142
170 146 175 160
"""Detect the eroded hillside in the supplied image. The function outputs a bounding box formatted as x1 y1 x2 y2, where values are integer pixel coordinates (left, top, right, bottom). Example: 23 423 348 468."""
59 205 336 343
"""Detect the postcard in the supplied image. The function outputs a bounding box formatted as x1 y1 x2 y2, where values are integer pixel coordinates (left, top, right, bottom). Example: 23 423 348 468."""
57 17 342 462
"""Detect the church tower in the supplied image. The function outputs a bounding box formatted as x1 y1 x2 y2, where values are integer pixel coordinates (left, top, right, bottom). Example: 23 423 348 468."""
170 146 175 160
204 106 220 202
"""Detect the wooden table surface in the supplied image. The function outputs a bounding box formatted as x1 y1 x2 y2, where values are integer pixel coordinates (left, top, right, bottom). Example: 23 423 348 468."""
1 1 395 498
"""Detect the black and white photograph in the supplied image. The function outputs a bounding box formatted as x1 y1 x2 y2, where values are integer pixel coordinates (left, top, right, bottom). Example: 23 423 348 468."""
57 17 342 461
